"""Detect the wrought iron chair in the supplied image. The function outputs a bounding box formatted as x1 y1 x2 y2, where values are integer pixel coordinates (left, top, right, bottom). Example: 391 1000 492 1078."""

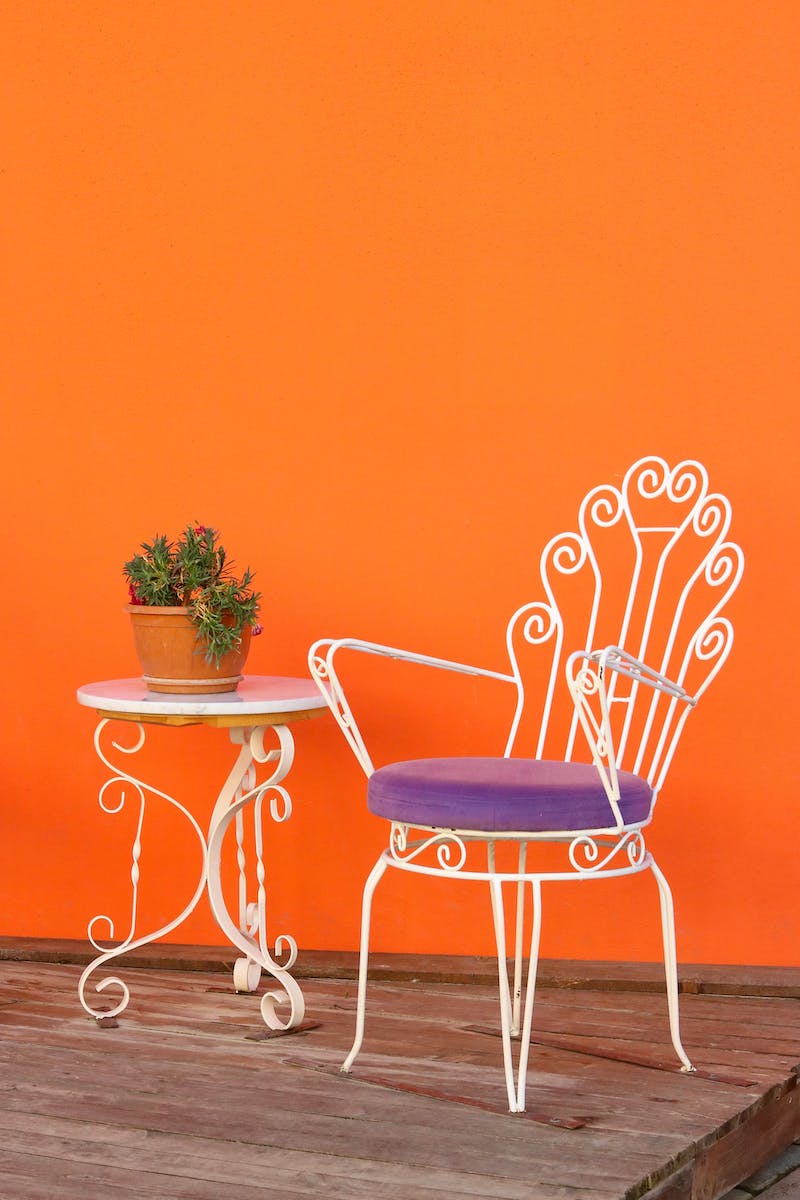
309 457 743 1112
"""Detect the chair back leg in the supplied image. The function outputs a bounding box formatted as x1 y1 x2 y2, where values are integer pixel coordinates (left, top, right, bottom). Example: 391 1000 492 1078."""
510 842 528 1036
651 859 695 1073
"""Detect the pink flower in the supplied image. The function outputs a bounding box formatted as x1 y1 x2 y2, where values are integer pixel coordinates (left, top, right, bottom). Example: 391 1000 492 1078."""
252 623 263 636
194 525 207 537
128 583 144 606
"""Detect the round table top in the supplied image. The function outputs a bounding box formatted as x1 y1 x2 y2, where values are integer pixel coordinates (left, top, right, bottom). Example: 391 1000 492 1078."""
77 675 327 727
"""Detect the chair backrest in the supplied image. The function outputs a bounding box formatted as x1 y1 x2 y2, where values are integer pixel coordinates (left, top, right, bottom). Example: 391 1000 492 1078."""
504 457 743 791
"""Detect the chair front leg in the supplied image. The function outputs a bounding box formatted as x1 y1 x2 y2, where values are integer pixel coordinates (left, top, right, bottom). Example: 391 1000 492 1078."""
650 859 695 1073
489 870 544 1113
489 875 521 1111
515 879 542 1112
342 852 389 1073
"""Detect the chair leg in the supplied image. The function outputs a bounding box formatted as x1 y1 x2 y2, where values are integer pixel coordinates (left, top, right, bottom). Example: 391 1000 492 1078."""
342 852 389 1073
489 875 543 1113
650 859 695 1073
511 843 528 1036
515 880 542 1112
489 877 520 1111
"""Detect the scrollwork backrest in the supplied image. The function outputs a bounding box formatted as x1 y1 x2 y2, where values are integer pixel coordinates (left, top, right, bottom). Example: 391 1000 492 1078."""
505 456 742 787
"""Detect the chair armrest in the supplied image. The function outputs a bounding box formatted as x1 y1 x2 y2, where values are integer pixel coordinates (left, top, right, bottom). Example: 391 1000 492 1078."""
583 646 697 705
565 647 696 830
309 637 514 776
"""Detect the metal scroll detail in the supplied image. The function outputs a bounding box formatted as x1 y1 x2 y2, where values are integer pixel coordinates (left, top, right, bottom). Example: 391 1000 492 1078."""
389 822 468 872
205 724 305 1031
308 650 374 776
568 831 647 875
80 718 306 1032
386 822 648 881
78 719 209 1020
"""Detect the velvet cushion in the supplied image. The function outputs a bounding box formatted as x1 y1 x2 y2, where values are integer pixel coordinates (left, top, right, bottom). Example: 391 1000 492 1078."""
367 757 653 833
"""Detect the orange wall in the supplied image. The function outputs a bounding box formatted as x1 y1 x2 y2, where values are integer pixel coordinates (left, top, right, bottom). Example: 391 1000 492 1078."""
1 2 798 966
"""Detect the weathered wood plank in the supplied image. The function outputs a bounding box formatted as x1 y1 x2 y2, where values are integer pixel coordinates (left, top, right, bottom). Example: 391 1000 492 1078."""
638 1163 693 1200
691 1079 800 1200
0 960 798 1200
0 1049 636 1190
0 1057 681 1200
0 1116 569 1200
7 939 800 999
0 1150 303 1200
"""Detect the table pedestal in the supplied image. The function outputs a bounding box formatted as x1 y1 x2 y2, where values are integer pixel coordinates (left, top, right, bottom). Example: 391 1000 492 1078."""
77 677 324 1030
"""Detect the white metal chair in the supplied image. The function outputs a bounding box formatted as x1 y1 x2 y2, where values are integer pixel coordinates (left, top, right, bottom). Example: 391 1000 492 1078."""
309 456 743 1112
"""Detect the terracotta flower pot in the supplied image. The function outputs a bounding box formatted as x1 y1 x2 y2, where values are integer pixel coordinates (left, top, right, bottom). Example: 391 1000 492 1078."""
126 605 252 694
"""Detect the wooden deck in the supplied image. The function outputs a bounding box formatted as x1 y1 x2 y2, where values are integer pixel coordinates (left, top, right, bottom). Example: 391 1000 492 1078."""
1 951 799 1199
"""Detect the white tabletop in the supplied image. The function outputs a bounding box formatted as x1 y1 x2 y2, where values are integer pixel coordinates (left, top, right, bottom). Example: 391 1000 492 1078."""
77 675 327 718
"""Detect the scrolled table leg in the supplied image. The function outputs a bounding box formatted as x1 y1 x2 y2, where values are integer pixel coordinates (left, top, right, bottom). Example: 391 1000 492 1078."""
206 724 305 1030
78 718 209 1022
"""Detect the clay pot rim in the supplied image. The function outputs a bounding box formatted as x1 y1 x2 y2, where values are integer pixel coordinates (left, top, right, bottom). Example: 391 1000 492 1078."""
125 604 190 615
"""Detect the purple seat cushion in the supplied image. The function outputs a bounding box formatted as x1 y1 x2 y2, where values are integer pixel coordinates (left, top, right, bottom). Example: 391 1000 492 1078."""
367 758 653 833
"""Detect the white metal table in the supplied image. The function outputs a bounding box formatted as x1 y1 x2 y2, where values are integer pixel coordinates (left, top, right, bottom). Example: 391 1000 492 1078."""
76 676 326 1031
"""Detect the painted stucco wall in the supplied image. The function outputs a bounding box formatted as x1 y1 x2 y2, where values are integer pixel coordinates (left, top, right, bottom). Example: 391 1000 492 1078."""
1 2 797 965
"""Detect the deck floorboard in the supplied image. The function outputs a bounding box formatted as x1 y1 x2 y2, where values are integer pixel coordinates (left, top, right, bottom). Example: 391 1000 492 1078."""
0 959 798 1199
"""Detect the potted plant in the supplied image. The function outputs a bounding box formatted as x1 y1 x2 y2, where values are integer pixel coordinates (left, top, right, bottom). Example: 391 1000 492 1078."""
124 524 263 693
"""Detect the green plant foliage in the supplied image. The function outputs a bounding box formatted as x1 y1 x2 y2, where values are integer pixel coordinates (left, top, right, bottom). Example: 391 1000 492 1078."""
124 525 262 666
